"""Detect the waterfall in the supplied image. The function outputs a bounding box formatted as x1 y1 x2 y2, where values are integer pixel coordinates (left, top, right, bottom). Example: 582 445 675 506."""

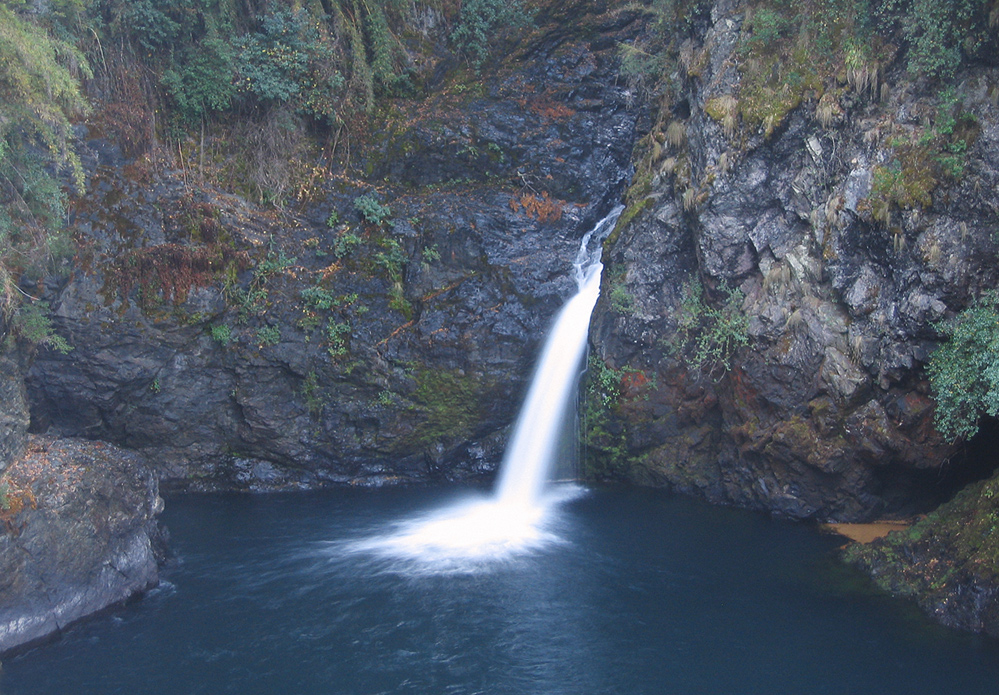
350 205 624 569
495 205 623 507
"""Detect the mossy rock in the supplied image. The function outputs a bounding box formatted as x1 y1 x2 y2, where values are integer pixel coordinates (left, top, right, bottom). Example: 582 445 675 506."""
842 470 999 634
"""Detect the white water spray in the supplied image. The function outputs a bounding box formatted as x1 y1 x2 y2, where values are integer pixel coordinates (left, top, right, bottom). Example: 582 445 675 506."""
349 205 624 568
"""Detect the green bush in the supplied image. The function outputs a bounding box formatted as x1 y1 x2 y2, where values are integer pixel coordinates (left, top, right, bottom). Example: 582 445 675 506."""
210 323 232 345
326 320 350 358
256 325 281 346
876 0 991 79
354 194 392 226
670 279 749 376
450 0 533 69
374 237 406 282
160 37 236 122
235 7 312 103
927 292 999 441
333 231 363 258
10 301 72 354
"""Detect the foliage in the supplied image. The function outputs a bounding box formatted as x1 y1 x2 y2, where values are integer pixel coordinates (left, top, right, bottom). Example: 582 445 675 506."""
235 7 315 103
869 87 978 224
581 356 652 480
374 237 406 282
608 265 636 315
670 279 749 377
326 320 350 358
422 244 440 264
300 369 324 416
9 301 72 354
450 0 534 69
161 37 236 122
0 4 90 191
926 291 999 441
876 0 991 79
333 230 363 258
256 324 281 346
210 323 232 345
0 3 90 318
354 193 392 226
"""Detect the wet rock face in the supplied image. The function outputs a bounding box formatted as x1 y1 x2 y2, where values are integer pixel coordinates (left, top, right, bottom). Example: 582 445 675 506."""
0 437 164 654
26 3 645 489
588 2 999 521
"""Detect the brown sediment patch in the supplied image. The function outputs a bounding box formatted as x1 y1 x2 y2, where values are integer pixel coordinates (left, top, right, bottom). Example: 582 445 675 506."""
821 521 912 544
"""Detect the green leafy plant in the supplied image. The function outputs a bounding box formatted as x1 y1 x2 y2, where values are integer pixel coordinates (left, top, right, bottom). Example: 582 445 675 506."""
256 325 281 347
333 231 363 258
210 323 232 345
374 237 406 282
300 369 323 416
450 0 534 69
670 279 749 376
10 301 72 354
422 244 441 264
926 291 999 441
235 7 313 103
354 193 392 226
326 320 350 358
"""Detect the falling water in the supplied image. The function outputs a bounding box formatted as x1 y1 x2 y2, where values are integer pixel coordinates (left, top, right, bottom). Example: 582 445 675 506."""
350 205 624 569
495 205 623 507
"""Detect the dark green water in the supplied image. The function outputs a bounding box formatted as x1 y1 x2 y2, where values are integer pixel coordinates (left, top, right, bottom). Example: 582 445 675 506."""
3 485 998 694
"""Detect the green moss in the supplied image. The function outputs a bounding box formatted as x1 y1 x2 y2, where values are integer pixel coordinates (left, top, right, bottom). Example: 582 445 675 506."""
867 88 979 224
581 356 655 480
410 369 491 447
843 469 999 601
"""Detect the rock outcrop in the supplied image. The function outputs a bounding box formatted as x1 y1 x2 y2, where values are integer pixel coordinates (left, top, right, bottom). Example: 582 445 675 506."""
0 436 164 654
587 0 999 522
842 467 999 636
25 2 645 491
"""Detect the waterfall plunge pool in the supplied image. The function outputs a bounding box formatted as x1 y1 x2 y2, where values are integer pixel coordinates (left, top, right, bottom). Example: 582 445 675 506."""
4 484 999 695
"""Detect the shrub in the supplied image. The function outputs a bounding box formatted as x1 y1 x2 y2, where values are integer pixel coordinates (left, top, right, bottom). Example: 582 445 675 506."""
256 325 281 346
670 279 749 376
10 301 72 354
326 320 350 358
354 193 392 226
927 291 999 441
160 37 236 122
374 237 406 282
235 7 312 103
333 231 363 258
450 0 534 69
210 323 232 345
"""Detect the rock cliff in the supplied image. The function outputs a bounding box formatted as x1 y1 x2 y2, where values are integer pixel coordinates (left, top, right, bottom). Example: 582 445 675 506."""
25 1 645 490
587 0 999 523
